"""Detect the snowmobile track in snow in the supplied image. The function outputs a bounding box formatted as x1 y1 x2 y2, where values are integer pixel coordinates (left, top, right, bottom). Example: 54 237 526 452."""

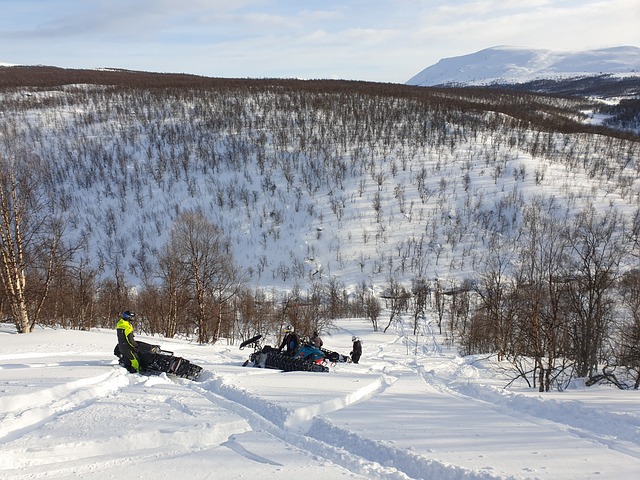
411 360 640 462
188 371 507 480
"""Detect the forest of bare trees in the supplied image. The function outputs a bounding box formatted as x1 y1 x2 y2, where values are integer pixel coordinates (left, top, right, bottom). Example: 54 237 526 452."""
1 68 640 388
456 201 639 390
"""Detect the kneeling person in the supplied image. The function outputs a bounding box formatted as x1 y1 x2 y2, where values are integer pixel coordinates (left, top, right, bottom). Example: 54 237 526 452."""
116 310 141 373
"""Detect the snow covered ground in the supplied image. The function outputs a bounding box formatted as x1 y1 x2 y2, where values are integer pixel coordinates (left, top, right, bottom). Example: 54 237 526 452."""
1 319 640 480
406 45 640 86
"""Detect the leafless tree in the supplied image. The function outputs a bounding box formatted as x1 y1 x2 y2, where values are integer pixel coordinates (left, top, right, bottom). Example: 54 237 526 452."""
0 154 66 333
514 199 571 391
616 269 640 389
564 206 625 378
156 237 187 337
364 290 382 332
411 276 430 335
163 211 245 343
382 277 410 333
470 235 518 360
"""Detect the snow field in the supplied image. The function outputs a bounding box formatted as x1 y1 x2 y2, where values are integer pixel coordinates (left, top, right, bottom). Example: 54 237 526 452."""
1 321 640 479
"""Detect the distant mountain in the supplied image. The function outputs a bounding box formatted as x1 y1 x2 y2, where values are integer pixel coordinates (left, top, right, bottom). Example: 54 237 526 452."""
407 46 640 87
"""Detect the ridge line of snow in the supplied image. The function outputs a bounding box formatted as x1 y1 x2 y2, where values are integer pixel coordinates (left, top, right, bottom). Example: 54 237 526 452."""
284 373 395 433
0 369 129 445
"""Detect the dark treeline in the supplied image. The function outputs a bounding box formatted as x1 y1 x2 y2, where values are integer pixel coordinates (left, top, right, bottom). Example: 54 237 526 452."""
1 65 636 140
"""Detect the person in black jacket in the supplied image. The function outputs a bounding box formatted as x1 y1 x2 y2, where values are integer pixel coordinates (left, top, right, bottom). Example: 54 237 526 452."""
278 324 300 356
310 330 323 348
116 310 140 373
350 335 362 364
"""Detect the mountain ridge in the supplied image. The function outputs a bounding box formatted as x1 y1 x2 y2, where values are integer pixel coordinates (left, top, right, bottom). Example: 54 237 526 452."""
407 45 640 87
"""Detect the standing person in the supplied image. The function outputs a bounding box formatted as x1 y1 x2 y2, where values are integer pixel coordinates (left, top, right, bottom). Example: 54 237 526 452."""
278 324 300 356
350 335 362 364
116 310 140 373
310 330 323 348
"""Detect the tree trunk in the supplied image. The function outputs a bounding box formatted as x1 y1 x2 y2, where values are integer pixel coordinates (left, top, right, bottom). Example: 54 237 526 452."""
13 299 31 333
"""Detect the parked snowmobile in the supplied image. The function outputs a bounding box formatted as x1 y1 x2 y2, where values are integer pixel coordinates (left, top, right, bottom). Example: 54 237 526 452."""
114 341 203 381
296 342 325 362
240 334 329 373
320 347 351 364
297 339 355 364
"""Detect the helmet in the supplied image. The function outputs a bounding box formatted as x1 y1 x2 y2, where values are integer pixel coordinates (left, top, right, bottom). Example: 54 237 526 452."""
284 324 294 333
121 310 135 321
352 335 357 342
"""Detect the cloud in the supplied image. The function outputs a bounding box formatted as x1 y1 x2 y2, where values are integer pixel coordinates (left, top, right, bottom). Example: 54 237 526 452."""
0 0 637 82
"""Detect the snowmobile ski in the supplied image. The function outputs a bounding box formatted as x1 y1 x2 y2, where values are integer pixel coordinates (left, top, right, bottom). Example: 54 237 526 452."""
239 334 262 350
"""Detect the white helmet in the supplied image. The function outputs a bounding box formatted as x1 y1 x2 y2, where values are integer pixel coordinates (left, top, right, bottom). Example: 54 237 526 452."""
284 324 294 333
352 335 357 342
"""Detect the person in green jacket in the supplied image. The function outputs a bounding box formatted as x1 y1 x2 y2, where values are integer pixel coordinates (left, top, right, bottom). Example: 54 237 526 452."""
116 310 140 373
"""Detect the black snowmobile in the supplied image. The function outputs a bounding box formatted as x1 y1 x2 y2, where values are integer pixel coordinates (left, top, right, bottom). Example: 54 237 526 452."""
240 334 329 373
320 347 351 364
114 341 203 381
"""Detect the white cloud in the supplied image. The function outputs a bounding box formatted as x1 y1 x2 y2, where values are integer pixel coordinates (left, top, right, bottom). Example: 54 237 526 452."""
0 0 637 82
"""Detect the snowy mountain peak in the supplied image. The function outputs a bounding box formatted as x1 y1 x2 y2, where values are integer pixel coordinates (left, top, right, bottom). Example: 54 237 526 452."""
406 45 640 87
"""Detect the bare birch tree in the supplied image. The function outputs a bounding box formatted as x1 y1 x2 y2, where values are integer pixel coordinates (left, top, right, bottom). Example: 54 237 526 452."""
164 211 244 344
0 154 65 333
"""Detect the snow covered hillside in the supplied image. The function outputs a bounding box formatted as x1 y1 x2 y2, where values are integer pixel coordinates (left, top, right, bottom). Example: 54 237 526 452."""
1 73 638 296
406 46 640 87
1 320 639 480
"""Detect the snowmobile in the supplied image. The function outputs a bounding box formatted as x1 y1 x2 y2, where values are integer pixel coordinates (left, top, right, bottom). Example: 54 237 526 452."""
320 346 351 364
301 338 350 364
114 341 203 381
239 334 329 373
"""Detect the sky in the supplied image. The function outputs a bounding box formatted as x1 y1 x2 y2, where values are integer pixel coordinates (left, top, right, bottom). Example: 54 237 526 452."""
1 0 639 84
